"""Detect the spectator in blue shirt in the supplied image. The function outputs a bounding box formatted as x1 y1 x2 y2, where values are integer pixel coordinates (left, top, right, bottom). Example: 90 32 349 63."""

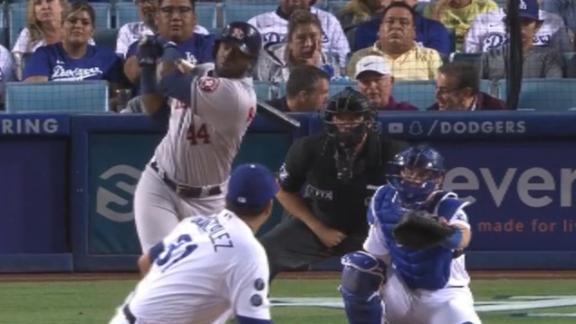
351 0 452 57
23 2 125 108
123 0 215 87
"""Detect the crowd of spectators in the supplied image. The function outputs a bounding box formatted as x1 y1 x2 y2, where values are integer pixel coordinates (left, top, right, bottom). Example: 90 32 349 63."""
1 0 575 111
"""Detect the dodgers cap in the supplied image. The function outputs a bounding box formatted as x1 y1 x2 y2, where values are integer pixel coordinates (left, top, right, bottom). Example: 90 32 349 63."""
226 163 279 209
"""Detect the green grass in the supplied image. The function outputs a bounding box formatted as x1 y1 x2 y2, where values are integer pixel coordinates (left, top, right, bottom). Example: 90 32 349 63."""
1 278 576 323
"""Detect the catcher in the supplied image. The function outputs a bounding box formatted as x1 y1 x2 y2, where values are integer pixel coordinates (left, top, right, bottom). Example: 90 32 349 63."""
339 145 481 324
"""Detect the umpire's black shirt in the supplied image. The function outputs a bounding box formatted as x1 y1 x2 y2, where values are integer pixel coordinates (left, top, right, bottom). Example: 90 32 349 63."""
278 132 406 236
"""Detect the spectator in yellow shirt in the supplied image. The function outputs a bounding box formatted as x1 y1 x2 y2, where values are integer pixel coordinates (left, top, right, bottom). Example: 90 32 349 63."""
348 2 443 81
424 0 499 51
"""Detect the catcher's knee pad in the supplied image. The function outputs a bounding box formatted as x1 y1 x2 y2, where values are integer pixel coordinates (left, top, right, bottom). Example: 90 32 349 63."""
339 251 386 324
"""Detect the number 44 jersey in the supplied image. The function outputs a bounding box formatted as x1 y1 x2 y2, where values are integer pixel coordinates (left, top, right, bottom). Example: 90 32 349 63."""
126 210 271 324
154 76 257 188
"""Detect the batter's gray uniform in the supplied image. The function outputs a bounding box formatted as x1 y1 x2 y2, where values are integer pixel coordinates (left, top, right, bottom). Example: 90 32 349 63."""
134 75 257 251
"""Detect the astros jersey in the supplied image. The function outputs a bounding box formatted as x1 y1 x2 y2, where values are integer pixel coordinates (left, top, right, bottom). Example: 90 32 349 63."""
153 76 257 187
364 187 471 288
22 43 123 82
247 7 350 66
464 8 572 53
126 210 271 323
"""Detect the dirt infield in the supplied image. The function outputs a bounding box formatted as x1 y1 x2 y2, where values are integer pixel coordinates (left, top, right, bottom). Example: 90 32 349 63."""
2 270 576 282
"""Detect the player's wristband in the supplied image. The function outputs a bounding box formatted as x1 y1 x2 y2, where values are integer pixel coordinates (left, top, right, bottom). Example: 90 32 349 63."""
140 65 157 94
441 227 463 249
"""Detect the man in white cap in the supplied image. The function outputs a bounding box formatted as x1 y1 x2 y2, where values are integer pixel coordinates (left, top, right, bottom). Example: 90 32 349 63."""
355 55 417 111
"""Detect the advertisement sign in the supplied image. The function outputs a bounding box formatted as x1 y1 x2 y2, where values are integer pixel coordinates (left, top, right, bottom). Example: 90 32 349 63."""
88 132 292 255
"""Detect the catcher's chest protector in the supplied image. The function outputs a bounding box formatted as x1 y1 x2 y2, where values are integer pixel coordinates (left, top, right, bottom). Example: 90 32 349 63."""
371 186 454 290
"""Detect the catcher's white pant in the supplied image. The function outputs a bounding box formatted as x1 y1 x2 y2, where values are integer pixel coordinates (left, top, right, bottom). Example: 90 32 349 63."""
381 272 481 324
134 165 226 252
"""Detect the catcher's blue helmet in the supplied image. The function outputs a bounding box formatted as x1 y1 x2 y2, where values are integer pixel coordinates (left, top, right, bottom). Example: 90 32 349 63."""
218 22 262 60
387 145 446 206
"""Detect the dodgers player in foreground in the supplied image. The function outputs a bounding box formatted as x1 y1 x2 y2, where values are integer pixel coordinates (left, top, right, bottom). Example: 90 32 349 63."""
134 22 262 251
110 163 278 324
339 146 481 324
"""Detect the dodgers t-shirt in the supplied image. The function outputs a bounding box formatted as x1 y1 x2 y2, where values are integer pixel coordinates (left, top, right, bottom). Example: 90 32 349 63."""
23 43 123 82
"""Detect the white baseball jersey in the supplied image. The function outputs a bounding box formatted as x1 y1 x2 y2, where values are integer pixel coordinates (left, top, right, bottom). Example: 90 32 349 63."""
363 188 479 324
464 8 572 53
116 210 271 324
247 7 350 66
115 22 210 58
153 76 257 188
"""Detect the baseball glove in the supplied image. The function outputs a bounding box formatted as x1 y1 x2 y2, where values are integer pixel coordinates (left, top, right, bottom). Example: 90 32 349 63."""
393 210 455 250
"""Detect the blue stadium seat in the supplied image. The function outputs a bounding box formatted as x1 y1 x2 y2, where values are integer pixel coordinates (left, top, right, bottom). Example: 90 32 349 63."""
195 2 219 29
392 80 436 110
93 28 119 51
5 81 110 113
497 78 576 110
327 1 348 15
0 3 6 47
8 2 26 48
114 2 139 28
254 81 274 101
274 80 355 99
222 3 277 26
91 3 112 31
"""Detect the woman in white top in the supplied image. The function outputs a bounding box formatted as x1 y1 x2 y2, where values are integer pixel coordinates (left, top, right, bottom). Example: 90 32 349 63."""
11 0 70 79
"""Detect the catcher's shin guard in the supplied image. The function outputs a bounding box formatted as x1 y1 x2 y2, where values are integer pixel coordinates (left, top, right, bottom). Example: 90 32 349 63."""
339 251 386 324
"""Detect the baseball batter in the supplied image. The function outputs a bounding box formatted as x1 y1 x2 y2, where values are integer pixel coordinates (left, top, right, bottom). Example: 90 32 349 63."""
134 22 262 251
339 146 481 324
109 163 278 324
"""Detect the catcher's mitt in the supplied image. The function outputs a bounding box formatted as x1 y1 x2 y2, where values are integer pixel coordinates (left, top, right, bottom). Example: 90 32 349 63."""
393 210 455 250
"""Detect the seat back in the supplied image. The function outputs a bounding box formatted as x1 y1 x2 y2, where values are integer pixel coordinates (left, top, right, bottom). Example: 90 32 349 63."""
5 81 110 113
497 78 576 110
222 3 277 26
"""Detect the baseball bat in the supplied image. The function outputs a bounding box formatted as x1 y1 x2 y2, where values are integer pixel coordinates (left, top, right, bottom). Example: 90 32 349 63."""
257 101 301 128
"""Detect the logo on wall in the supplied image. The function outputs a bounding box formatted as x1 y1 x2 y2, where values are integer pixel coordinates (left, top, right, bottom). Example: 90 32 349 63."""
96 164 142 222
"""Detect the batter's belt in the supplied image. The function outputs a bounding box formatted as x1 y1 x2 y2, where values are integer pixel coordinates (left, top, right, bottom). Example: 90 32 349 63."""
150 161 222 198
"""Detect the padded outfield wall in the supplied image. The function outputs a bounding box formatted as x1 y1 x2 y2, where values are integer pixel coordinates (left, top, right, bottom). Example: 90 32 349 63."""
1 112 576 272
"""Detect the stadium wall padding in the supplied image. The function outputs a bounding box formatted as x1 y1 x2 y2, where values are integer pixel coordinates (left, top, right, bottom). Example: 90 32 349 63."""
1 112 576 272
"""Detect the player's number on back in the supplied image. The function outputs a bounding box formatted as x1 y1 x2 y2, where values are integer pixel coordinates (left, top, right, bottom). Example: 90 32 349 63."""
156 234 198 272
187 123 210 145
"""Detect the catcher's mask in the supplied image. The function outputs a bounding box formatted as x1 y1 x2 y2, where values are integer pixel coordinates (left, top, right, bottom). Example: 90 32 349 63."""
323 87 376 182
387 145 445 207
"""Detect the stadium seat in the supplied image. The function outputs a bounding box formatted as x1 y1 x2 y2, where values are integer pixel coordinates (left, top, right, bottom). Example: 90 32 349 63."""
254 80 274 101
91 3 112 31
195 2 219 29
8 2 26 48
93 28 119 52
0 4 6 47
114 2 139 28
5 81 110 113
327 1 348 15
497 78 576 110
222 3 277 26
392 80 436 110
